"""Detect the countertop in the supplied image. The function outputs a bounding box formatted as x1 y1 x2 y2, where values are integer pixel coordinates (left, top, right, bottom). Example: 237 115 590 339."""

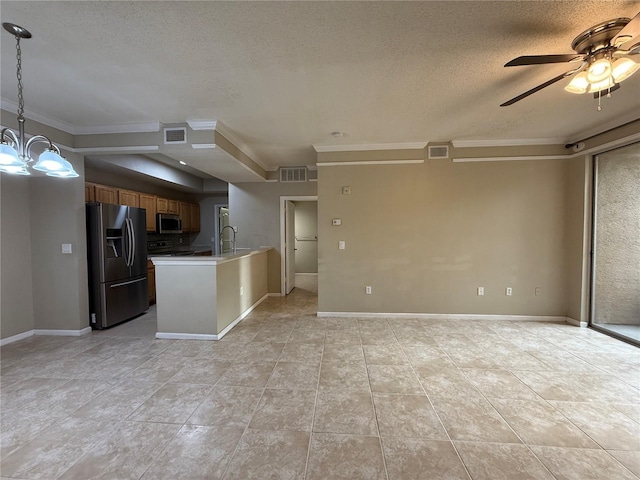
150 247 271 266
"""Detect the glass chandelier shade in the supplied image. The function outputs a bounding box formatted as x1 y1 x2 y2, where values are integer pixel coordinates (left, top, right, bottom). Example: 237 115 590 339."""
1 23 78 178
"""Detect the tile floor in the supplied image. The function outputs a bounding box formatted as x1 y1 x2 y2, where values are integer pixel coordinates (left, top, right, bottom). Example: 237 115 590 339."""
1 289 639 479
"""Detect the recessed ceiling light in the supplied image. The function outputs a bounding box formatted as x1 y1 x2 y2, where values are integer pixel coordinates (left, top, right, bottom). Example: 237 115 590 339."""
179 161 187 165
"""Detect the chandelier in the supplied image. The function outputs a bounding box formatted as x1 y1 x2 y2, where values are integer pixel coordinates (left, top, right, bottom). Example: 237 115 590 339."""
0 23 78 177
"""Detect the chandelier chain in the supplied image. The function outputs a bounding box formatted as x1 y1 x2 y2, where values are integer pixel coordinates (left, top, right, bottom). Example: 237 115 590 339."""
15 36 24 120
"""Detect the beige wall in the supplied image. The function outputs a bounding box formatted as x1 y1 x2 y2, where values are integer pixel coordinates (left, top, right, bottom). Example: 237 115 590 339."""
30 153 89 331
1 175 35 338
1 152 89 339
318 158 569 315
229 181 317 293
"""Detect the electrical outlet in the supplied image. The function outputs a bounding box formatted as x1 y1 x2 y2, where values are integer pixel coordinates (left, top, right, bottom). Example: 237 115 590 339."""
342 186 351 195
506 287 512 296
365 286 372 295
535 287 542 296
339 241 346 250
477 287 484 296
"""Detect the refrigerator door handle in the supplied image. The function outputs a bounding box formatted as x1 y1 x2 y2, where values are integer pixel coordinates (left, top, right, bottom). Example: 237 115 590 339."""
129 217 136 266
124 218 133 267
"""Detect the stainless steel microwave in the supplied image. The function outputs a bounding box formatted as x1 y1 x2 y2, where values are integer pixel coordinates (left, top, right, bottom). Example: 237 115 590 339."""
156 213 182 234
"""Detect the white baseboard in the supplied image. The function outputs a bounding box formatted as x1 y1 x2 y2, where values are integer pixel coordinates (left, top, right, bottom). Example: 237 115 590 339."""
0 329 35 346
565 317 588 327
295 273 318 277
317 311 568 322
155 293 269 341
268 292 284 297
156 332 219 341
34 327 92 337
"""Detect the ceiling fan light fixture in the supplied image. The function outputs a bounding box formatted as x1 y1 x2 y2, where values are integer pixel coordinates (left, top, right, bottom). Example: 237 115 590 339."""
587 58 612 82
564 72 590 94
611 57 640 82
588 76 616 93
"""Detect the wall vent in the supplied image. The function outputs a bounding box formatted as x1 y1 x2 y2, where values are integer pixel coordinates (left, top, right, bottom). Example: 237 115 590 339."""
164 127 187 144
428 145 449 159
280 167 307 183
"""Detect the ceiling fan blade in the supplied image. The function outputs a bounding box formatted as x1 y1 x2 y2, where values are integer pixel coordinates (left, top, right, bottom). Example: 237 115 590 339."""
613 11 640 48
504 54 583 67
500 71 576 107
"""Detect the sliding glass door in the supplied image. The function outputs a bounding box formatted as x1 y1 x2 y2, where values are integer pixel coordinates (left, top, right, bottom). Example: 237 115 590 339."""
590 142 640 345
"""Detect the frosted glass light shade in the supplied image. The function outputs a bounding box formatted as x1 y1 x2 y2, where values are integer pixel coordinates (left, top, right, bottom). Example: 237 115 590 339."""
33 149 66 172
46 158 79 178
587 58 612 83
0 143 21 165
565 72 590 94
589 76 616 93
0 163 30 174
612 58 640 83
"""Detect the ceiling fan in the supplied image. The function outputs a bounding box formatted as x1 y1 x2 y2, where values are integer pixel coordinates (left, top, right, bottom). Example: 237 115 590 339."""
501 12 640 108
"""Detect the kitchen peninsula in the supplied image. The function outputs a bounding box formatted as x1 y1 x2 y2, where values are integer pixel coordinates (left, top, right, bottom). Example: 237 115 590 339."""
150 248 271 340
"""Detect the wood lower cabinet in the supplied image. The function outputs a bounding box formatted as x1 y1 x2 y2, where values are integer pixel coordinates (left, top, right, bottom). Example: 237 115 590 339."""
118 189 140 208
95 185 118 204
147 260 156 305
139 193 157 232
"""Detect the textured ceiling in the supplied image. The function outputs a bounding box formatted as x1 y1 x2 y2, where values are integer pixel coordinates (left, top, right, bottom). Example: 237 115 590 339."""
1 1 639 171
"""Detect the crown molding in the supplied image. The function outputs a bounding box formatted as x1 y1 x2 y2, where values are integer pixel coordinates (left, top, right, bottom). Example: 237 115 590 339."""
452 155 567 163
451 137 566 148
214 121 269 171
72 145 159 153
565 112 640 145
187 120 218 131
317 159 425 167
313 142 427 153
74 122 161 135
1 98 76 134
2 99 162 135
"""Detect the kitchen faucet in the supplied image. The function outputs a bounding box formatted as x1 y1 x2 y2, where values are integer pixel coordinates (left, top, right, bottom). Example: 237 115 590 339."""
220 225 237 253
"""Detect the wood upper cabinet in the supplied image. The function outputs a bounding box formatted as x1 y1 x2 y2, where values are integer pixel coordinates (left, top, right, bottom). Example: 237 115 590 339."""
85 183 96 203
167 199 179 215
190 203 201 232
95 185 118 204
157 197 179 215
118 189 140 208
179 202 191 232
139 193 157 232
156 197 169 214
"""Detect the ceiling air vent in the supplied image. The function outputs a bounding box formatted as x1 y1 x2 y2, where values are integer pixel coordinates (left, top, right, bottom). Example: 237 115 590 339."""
280 167 307 183
428 145 449 159
164 127 187 144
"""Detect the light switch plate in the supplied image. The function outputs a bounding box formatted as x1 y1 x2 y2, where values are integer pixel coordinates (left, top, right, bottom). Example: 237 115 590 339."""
62 243 72 254
339 241 346 250
332 218 342 226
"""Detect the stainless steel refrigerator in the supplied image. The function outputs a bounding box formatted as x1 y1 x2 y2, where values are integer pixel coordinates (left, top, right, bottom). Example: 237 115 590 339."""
86 203 149 329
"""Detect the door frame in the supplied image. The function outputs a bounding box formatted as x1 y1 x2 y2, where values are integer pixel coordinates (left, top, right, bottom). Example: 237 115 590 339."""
280 195 317 296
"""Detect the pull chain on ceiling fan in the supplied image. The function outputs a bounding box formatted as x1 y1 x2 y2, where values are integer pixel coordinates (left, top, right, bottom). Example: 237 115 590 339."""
501 12 640 110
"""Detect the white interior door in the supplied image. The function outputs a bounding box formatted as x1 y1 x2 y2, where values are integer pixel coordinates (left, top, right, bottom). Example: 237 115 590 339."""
285 200 296 294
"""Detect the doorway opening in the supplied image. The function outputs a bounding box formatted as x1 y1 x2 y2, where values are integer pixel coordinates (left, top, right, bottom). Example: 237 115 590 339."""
280 196 318 296
589 141 640 346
